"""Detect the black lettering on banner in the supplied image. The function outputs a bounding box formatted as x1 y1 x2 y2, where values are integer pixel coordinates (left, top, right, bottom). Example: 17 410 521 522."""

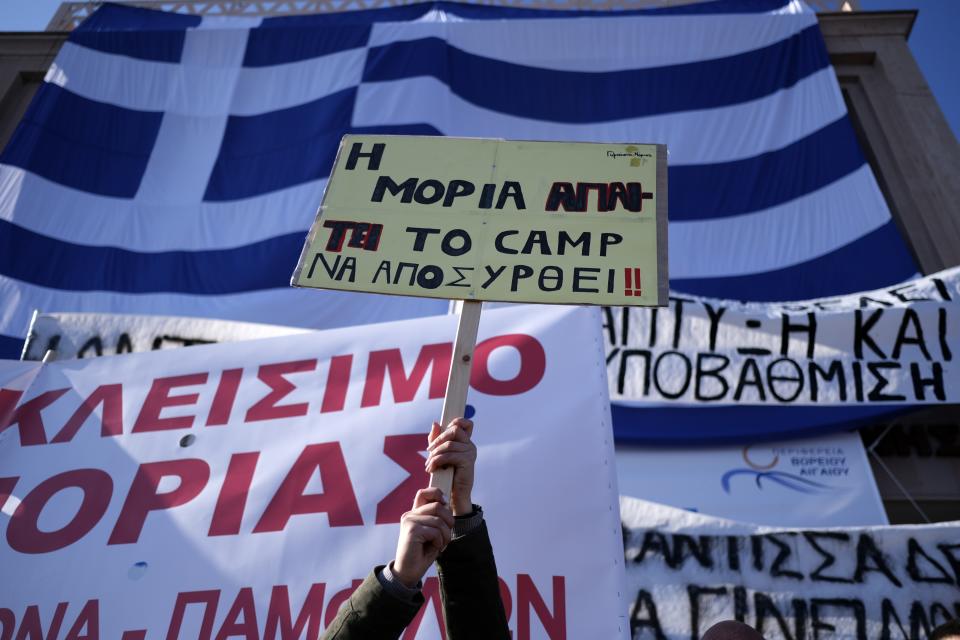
673 535 714 570
892 309 932 360
767 358 804 403
688 586 728 638
442 180 475 207
852 361 865 402
307 254 356 282
755 592 807 640
572 267 600 293
440 229 472 257
481 265 507 289
602 307 617 346
751 535 765 572
653 351 692 400
763 533 803 581
810 598 867 640
618 350 651 395
405 227 440 252
545 182 578 212
670 297 694 349
906 538 954 584
933 277 953 301
478 183 495 209
416 265 444 290
630 590 666 640
448 266 472 288
780 312 817 358
911 363 946 401
854 310 886 359
727 536 742 572
345 142 384 171
695 354 730 402
734 359 766 402
522 231 551 256
599 233 622 257
859 295 893 309
606 348 620 366
371 175 416 203
647 308 657 347
632 531 672 566
854 533 902 587
496 181 525 209
558 231 590 256
372 260 391 284
78 336 103 359
538 266 562 292
937 543 960 585
495 231 518 255
116 333 133 355
734 586 748 623
888 282 932 304
880 598 909 640
803 532 854 584
809 361 847 402
414 179 445 205
867 362 907 402
510 265 534 292
394 262 418 286
939 308 953 361
702 303 726 351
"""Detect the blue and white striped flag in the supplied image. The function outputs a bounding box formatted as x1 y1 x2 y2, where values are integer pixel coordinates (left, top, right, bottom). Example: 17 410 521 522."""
0 0 917 367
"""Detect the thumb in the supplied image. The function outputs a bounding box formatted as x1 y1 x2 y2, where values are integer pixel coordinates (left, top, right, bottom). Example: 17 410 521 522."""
428 421 441 445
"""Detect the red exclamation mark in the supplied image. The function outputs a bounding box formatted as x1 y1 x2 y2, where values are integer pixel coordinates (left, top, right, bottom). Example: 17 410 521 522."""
624 268 642 297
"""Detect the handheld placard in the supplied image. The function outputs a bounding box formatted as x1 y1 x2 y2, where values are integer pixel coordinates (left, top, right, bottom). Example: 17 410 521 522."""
291 134 668 499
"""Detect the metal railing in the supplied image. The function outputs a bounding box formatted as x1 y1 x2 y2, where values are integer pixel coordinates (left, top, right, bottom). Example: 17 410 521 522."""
47 0 859 31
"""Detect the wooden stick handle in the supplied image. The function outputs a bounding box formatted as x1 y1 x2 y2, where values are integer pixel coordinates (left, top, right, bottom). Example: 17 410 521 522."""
430 300 483 498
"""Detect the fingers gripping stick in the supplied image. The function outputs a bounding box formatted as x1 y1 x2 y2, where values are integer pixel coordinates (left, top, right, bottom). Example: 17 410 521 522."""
430 300 482 498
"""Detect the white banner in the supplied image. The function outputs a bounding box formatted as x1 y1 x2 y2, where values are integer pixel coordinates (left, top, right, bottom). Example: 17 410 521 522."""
616 430 888 527
0 305 628 640
621 497 960 640
21 312 309 361
606 267 960 405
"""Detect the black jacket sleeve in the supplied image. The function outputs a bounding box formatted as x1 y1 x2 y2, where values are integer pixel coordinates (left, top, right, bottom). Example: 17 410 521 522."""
321 567 423 640
436 520 510 640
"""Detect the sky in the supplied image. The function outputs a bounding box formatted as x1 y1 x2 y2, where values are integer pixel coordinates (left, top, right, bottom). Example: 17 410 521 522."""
0 0 957 139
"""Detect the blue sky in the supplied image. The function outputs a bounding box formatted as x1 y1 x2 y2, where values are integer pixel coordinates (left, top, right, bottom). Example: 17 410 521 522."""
0 0 957 139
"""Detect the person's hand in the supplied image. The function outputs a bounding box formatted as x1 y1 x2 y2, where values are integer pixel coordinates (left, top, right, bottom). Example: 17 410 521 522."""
425 417 476 516
392 488 454 588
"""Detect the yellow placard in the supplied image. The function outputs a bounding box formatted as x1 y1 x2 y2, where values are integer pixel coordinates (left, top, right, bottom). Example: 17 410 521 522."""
291 136 668 306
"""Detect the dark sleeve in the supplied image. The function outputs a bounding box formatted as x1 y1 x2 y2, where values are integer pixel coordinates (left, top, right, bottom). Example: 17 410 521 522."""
321 568 424 640
436 519 510 640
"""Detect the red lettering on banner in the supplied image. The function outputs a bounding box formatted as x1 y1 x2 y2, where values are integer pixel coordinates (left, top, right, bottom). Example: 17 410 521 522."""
375 434 429 524
109 459 210 545
320 355 353 414
15 602 68 640
498 577 513 623
402 577 446 640
471 335 546 396
245 360 317 423
517 575 566 640
323 580 364 628
0 609 12 638
63 600 99 640
254 443 362 532
0 388 68 446
6 469 112 554
209 452 260 537
206 368 243 427
51 384 124 443
264 584 325 640
214 587 258 640
361 343 452 407
167 590 220 640
0 388 23 432
132 374 208 433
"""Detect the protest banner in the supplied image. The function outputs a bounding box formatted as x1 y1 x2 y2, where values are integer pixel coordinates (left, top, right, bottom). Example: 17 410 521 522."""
293 134 667 496
616 430 888 527
621 497 960 640
292 136 668 307
0 305 628 640
20 312 308 361
605 267 960 407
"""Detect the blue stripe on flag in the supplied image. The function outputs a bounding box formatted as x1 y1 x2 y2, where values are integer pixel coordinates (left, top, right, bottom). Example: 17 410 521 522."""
0 221 305 294
0 84 161 198
71 3 200 63
0 334 22 360
243 24 371 67
611 403 909 445
362 27 828 123
671 220 918 301
205 82 441 200
670 118 865 221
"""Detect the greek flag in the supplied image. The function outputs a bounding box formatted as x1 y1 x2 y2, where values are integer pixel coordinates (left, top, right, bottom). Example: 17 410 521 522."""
0 0 917 440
